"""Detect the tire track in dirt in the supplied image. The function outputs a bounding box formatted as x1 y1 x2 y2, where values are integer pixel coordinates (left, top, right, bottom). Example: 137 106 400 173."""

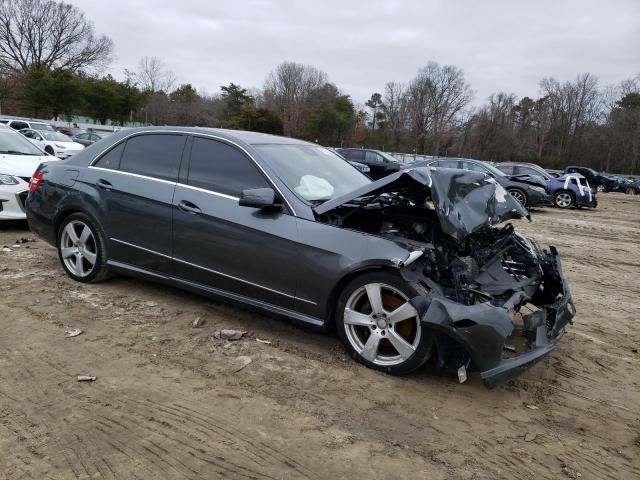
0 341 321 480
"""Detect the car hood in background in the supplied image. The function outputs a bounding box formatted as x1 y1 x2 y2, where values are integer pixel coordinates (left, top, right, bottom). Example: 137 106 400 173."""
314 167 529 241
507 174 547 188
0 154 55 177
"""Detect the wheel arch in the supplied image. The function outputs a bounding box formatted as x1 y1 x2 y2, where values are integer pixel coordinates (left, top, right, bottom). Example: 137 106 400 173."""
323 264 399 331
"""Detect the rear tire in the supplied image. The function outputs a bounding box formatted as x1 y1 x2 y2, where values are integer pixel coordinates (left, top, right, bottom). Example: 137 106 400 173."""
57 213 111 283
335 271 432 375
626 187 637 195
554 190 575 209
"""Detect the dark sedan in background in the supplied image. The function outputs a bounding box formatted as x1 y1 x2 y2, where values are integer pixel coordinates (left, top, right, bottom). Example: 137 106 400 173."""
25 128 574 385
495 162 597 209
336 148 405 180
72 132 105 146
423 158 552 208
563 166 617 192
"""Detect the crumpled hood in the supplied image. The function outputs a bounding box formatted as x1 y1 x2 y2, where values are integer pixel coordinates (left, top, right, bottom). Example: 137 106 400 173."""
0 154 55 177
314 167 529 241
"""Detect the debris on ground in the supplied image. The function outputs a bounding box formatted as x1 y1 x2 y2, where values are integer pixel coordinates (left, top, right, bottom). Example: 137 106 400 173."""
524 432 537 442
213 329 246 341
526 404 539 410
1 246 12 252
65 328 83 338
232 356 252 373
77 375 96 382
192 316 206 328
15 237 37 244
11 244 20 248
256 338 271 344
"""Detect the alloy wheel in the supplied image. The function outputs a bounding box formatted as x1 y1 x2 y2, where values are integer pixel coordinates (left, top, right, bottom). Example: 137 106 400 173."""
555 192 572 208
343 283 421 367
626 188 636 195
509 190 526 206
60 220 98 278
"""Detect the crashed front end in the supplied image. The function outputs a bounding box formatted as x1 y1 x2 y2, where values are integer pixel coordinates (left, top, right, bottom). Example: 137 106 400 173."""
316 167 576 386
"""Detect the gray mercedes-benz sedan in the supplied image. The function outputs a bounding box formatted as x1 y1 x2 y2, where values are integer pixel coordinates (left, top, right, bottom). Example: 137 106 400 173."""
25 127 575 386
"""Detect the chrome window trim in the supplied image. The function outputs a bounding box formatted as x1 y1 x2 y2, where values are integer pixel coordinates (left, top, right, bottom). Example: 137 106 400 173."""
175 183 239 201
110 237 317 306
88 165 177 186
88 130 296 215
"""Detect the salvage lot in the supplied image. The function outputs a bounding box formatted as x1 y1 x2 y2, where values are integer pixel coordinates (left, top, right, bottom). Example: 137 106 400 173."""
0 195 639 479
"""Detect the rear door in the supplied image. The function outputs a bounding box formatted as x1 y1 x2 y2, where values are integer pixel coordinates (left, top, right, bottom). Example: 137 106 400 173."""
87 133 187 274
172 136 299 308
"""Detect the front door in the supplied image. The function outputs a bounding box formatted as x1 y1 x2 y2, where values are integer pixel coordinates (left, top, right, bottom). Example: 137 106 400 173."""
172 136 299 309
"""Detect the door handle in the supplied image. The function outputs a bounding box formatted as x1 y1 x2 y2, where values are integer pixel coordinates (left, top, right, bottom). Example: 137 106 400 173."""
178 200 201 214
96 179 113 191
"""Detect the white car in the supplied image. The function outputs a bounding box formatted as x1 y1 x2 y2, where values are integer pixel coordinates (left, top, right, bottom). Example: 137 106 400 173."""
19 128 84 158
0 126 55 220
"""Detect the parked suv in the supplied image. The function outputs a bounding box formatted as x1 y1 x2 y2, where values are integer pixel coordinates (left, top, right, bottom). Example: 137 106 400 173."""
562 166 616 192
336 148 405 180
7 119 55 132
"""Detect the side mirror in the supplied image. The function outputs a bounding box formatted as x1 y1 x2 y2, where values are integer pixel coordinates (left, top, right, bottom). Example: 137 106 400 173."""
239 188 282 211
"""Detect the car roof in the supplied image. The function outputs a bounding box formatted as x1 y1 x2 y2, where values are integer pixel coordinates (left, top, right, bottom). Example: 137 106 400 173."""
101 126 313 147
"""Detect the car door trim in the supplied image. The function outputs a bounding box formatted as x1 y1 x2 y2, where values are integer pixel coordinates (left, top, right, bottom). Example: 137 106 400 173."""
109 237 317 306
88 166 178 186
88 130 296 215
175 183 239 201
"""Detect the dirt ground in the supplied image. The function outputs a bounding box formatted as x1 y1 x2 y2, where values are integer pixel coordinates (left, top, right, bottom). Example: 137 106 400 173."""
0 194 639 480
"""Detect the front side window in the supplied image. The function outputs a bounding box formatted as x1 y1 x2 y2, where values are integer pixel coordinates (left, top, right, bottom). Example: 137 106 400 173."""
119 134 185 181
432 159 460 169
365 151 384 164
499 165 515 174
346 150 364 161
187 137 268 197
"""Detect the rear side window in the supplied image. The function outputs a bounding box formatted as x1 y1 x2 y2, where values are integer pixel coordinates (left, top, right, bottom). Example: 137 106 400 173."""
119 134 185 181
499 165 515 174
11 121 28 130
187 137 268 197
94 142 125 169
347 150 365 161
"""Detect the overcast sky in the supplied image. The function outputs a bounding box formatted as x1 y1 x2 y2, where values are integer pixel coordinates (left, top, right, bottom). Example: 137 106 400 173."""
69 0 640 106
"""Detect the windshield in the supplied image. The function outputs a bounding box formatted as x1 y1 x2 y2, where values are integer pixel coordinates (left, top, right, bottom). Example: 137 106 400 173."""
254 144 371 202
0 130 45 155
42 131 72 142
31 122 55 131
481 162 508 177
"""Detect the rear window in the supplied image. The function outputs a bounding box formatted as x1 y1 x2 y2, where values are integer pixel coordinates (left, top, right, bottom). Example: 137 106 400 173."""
119 134 185 181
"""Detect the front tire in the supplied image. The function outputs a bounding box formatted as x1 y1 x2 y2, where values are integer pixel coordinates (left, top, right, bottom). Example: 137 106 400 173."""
554 190 575 209
507 188 527 207
57 213 110 283
626 187 637 195
335 271 432 375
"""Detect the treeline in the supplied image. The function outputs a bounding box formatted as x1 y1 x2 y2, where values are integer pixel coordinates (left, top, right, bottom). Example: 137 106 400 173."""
0 0 638 173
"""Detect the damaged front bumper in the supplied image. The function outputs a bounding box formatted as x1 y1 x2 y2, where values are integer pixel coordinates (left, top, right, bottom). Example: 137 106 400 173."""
407 247 575 387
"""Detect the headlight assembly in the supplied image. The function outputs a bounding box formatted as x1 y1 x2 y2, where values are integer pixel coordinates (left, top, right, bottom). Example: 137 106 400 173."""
0 174 19 185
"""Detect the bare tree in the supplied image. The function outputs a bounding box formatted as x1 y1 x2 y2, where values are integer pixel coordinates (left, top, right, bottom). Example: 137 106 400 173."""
263 61 328 137
405 62 473 155
0 0 113 73
137 56 176 93
382 82 408 151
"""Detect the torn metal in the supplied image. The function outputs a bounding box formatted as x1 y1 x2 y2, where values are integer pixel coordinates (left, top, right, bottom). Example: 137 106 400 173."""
315 167 575 386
